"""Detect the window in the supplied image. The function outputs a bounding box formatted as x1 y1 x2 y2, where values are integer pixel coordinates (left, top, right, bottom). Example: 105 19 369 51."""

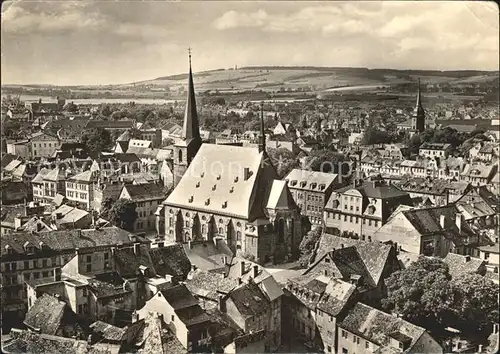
237 231 241 241
104 252 109 260
178 150 183 162
24 273 30 281
171 315 175 321
42 271 48 277
34 272 40 279
185 220 190 227
485 252 490 260
218 227 223 235
86 264 92 272
86 255 92 263
42 259 47 267
78 304 83 314
365 341 370 349
342 348 348 354
24 261 29 269
342 330 348 339
328 346 332 352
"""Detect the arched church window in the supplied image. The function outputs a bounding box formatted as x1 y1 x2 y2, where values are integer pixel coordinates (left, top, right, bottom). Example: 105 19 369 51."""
218 227 223 235
278 218 285 243
237 231 241 241
179 149 183 163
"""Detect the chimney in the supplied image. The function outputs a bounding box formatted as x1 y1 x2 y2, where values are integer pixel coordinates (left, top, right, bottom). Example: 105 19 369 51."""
456 213 462 233
341 243 344 248
54 268 61 282
243 167 250 181
240 261 246 276
191 264 197 272
217 294 226 312
14 215 23 230
440 215 445 229
111 247 116 255
237 277 242 285
188 240 193 249
131 310 139 323
221 256 228 265
133 243 140 255
165 274 173 284
465 255 471 262
252 265 259 278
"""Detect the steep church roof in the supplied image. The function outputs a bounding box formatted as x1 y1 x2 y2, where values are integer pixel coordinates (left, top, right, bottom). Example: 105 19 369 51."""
165 144 278 220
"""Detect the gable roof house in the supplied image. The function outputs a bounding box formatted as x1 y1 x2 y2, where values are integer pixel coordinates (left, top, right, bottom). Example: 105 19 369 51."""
23 293 86 338
136 284 211 351
338 302 443 354
373 204 492 258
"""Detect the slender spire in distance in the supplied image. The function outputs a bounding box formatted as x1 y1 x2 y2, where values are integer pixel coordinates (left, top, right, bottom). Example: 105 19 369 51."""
259 102 266 153
181 47 200 141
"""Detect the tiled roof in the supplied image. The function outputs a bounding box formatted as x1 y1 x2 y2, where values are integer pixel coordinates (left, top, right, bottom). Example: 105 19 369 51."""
420 142 451 150
136 313 186 354
228 281 270 318
43 167 66 182
4 329 89 354
69 170 98 183
316 234 394 286
23 294 85 338
114 244 155 278
443 253 485 279
89 321 126 342
1 226 137 257
316 278 356 316
160 284 199 310
339 302 428 353
185 269 237 300
149 244 191 280
122 183 166 201
285 169 338 191
165 144 278 220
87 272 131 298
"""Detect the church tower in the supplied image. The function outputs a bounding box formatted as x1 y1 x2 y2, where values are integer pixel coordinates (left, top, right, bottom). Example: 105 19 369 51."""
411 79 425 133
173 49 202 187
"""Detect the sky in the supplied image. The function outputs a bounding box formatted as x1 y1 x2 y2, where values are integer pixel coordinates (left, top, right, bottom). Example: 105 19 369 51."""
1 1 498 85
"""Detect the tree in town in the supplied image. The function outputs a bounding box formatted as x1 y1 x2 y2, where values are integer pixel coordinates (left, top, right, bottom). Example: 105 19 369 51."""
382 256 454 332
64 101 78 113
449 273 500 334
304 149 350 176
99 104 113 117
298 227 323 267
81 127 113 153
267 148 301 178
104 199 138 232
382 257 500 336
361 126 393 145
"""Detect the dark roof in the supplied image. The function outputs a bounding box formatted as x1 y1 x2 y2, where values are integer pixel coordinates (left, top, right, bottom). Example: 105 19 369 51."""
1 226 137 258
23 294 85 337
443 253 485 279
101 183 124 202
160 284 199 310
185 269 237 300
1 153 17 168
111 153 141 163
122 183 166 201
316 234 395 286
86 120 135 129
87 272 131 298
3 329 89 354
228 281 270 318
149 244 191 280
335 181 410 199
234 329 267 347
305 279 328 294
114 244 155 278
89 321 126 342
339 302 427 352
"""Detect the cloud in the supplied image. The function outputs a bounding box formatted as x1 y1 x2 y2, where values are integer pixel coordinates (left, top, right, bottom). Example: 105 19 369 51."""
213 9 268 30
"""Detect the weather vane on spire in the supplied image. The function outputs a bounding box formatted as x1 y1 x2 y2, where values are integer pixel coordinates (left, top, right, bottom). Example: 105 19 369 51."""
188 47 192 66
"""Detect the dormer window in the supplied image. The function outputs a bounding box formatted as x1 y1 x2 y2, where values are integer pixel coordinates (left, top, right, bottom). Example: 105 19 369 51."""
229 187 234 193
300 181 307 188
4 245 13 255
290 180 297 186
24 242 35 254
234 176 239 183
196 182 200 188
222 201 227 209
216 174 221 180
212 184 217 191
188 196 194 203
310 183 317 189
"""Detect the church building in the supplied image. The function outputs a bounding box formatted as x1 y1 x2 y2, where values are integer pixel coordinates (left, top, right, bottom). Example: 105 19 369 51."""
161 54 303 264
411 79 426 133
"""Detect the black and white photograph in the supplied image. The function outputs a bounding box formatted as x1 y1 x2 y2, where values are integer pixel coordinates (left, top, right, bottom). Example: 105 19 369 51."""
1 1 499 353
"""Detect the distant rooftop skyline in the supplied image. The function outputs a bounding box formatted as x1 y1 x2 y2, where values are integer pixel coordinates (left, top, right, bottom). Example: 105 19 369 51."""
1 1 498 85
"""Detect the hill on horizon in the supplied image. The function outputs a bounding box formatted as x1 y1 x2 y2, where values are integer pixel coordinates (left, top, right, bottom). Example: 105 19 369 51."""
125 66 498 93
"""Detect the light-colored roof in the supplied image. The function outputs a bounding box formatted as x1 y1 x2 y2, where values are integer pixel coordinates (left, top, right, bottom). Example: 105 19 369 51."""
129 139 152 148
43 167 66 182
285 169 338 191
68 170 96 183
32 168 50 183
266 180 295 210
165 144 277 219
4 159 23 172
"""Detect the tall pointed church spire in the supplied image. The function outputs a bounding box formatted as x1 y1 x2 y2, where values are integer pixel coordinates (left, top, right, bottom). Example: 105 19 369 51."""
259 102 266 153
412 78 425 133
182 47 200 141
